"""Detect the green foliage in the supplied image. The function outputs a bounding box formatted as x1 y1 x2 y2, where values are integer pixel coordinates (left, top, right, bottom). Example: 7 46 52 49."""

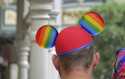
91 2 125 79
92 2 125 26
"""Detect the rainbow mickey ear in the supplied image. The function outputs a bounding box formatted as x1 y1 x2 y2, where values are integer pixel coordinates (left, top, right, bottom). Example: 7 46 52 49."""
35 25 58 48
79 11 105 36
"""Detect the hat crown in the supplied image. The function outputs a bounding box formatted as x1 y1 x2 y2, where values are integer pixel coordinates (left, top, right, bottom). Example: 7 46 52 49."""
55 25 93 55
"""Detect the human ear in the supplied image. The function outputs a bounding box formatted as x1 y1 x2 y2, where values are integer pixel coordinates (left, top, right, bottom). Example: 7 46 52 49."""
92 52 100 69
52 55 60 70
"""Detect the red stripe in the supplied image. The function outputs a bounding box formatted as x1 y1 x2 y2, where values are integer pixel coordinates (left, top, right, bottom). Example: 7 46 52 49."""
36 26 46 46
86 12 105 28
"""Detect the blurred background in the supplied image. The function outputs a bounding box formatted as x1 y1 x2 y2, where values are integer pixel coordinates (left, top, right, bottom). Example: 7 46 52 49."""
0 0 125 79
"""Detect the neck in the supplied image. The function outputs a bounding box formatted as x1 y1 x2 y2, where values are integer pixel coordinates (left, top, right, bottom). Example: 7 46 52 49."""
60 67 93 79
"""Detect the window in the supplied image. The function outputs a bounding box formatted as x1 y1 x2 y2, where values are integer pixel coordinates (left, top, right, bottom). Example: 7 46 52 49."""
4 10 16 25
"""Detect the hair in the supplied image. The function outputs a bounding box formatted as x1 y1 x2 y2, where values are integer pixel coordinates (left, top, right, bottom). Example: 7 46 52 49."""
59 46 96 71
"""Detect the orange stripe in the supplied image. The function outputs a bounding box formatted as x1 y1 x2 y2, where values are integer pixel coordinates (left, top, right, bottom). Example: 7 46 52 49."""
87 13 104 27
39 27 47 48
84 15 103 31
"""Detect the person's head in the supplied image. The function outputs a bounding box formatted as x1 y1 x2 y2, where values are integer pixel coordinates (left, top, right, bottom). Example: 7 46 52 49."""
53 46 100 78
113 48 125 79
52 25 100 79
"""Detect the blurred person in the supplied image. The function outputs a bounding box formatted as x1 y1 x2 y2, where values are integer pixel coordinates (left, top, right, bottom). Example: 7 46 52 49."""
0 56 6 79
52 25 100 79
112 48 125 79
0 56 4 79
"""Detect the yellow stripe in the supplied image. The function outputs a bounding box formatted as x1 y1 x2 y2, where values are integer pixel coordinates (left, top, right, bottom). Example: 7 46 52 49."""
40 26 50 48
84 15 103 31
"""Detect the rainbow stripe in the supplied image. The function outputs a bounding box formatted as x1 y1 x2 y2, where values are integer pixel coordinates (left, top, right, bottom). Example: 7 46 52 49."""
35 25 58 48
79 12 105 36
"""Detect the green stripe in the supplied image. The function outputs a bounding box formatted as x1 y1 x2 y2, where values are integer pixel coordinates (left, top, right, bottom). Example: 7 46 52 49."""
45 28 52 48
82 16 100 32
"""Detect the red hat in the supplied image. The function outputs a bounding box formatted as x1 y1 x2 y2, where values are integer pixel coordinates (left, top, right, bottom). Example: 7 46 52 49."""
55 25 93 55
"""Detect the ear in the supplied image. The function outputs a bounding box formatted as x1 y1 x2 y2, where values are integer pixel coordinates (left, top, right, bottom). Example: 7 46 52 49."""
52 55 60 70
79 11 105 36
92 52 100 69
35 25 58 48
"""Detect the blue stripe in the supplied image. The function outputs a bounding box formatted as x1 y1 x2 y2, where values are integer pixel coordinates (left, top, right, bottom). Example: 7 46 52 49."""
48 30 58 48
79 19 99 36
59 41 94 57
118 48 125 52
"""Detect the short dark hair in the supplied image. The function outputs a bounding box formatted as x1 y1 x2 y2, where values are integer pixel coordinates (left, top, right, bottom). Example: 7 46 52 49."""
59 46 96 71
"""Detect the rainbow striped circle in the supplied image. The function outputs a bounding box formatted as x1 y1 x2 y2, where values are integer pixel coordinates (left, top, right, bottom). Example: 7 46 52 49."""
35 25 58 48
79 11 105 36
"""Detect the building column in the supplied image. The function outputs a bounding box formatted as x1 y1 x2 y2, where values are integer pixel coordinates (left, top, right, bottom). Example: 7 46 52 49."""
29 0 63 79
18 46 30 79
53 0 63 26
10 64 18 79
14 0 31 79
